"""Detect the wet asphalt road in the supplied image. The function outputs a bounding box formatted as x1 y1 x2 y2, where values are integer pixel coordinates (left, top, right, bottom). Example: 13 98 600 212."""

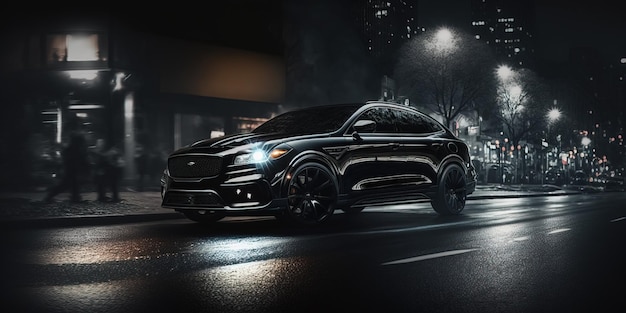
2 192 626 312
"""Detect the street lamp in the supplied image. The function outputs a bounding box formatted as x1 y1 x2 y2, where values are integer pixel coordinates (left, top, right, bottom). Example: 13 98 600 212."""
429 27 458 54
547 108 561 125
544 107 563 183
496 64 514 82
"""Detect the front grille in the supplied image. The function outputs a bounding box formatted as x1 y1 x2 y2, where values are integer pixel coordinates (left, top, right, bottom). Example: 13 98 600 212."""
168 154 222 178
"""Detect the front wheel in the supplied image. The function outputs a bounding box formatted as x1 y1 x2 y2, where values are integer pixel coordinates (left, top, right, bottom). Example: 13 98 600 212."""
432 164 467 215
285 163 337 225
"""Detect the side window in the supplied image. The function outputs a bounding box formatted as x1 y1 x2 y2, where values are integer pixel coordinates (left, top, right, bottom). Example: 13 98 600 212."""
357 107 396 133
395 109 443 134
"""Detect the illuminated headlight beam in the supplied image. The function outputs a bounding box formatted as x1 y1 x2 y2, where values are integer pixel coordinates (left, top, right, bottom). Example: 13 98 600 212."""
233 148 290 165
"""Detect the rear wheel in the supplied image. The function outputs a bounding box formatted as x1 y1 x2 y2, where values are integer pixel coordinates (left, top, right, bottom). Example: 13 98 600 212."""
432 163 467 215
182 210 225 224
286 163 337 225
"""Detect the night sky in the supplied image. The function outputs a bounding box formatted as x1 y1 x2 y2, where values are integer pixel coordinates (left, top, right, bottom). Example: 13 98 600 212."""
419 0 626 63
3 1 624 64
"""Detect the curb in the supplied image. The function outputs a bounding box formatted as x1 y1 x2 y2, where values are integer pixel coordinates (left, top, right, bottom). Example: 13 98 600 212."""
0 190 585 228
0 212 184 229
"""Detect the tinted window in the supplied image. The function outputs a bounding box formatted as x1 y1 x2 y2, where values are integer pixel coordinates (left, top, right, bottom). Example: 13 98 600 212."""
253 104 361 135
395 109 443 134
357 107 396 133
356 106 443 134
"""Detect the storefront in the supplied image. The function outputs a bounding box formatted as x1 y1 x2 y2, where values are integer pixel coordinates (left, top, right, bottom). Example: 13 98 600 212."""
2 19 285 192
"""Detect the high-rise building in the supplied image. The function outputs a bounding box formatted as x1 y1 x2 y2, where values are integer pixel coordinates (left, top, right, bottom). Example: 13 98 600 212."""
470 0 536 69
356 0 422 76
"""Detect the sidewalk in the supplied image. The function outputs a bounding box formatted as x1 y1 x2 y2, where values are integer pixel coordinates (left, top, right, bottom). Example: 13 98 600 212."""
0 189 181 227
0 184 583 227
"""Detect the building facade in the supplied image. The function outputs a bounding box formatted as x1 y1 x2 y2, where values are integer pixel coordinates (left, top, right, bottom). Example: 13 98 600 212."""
356 0 421 77
0 11 285 192
470 0 536 69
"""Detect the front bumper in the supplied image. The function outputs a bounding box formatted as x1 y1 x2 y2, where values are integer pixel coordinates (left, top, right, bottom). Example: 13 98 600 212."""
161 174 287 214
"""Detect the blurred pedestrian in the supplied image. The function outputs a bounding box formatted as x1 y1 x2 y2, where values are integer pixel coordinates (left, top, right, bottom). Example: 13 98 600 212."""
134 144 149 191
93 138 124 202
44 129 89 202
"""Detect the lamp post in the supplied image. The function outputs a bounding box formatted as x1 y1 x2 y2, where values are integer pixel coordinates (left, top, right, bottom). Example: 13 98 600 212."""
547 107 561 172
427 27 459 130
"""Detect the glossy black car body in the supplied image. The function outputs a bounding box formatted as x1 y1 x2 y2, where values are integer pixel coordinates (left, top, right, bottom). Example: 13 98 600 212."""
160 101 477 225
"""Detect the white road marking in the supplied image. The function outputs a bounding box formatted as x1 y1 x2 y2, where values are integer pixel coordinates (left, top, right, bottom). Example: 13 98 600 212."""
381 248 479 266
512 236 530 242
547 228 571 234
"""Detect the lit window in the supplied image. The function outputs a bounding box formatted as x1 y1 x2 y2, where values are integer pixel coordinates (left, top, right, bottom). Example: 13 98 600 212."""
67 34 99 61
375 9 388 18
46 33 104 64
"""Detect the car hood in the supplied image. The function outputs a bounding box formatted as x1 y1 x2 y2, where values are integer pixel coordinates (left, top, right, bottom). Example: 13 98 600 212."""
169 132 327 156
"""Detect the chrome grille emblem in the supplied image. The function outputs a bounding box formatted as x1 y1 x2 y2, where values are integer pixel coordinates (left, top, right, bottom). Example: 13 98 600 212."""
187 161 196 166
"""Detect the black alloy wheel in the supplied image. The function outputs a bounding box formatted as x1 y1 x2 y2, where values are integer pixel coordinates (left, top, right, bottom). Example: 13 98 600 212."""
432 163 467 215
286 163 337 225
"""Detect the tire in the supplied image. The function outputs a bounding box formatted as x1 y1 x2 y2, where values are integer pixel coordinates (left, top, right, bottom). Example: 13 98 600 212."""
432 163 467 215
285 163 337 225
182 210 225 224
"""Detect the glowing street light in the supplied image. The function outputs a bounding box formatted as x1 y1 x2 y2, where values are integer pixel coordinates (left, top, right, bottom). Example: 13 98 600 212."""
547 108 561 124
496 64 514 82
429 27 458 54
436 28 453 43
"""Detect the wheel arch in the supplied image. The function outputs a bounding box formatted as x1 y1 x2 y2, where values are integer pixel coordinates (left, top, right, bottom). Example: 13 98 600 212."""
436 155 468 185
279 151 341 198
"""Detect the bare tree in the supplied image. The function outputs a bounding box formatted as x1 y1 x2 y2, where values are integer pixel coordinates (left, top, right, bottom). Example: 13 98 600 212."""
495 67 551 147
394 26 497 130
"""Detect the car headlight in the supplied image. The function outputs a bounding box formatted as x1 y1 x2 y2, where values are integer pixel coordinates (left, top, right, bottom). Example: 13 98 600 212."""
233 148 290 165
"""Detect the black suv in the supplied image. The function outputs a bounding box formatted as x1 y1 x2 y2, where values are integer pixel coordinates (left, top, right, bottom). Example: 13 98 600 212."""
160 101 477 225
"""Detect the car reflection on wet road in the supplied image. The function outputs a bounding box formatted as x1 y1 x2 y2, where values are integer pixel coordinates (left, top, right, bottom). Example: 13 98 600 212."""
3 192 626 312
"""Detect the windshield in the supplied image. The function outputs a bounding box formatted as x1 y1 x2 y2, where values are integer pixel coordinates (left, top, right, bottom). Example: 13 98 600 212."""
253 104 362 135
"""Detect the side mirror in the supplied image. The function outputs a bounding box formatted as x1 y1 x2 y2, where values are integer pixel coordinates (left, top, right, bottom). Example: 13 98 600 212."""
353 119 376 133
352 119 376 141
